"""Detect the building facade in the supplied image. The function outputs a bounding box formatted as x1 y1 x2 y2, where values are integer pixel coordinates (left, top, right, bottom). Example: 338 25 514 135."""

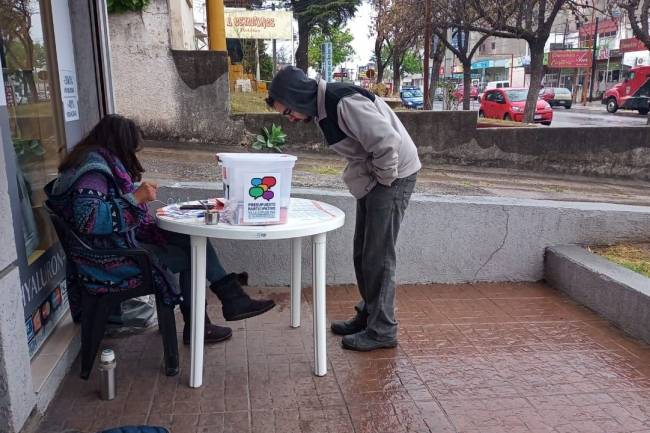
0 1 113 432
438 4 649 96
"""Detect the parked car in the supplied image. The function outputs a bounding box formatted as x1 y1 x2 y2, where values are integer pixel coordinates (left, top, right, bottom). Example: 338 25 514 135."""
454 85 479 101
478 80 510 102
479 88 553 125
400 86 424 109
539 87 573 109
602 65 650 115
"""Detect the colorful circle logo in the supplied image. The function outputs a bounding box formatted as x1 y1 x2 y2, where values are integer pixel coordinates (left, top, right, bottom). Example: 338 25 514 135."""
249 176 276 201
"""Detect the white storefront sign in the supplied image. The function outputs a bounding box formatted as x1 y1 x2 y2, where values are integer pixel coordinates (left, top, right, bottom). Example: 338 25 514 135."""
623 50 650 67
225 9 293 40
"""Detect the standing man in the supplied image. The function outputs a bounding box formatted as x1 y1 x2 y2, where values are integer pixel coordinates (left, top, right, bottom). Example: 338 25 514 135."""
266 67 421 351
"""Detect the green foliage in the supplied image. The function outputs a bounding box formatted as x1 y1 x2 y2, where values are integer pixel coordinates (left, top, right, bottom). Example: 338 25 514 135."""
13 139 44 158
240 40 274 82
401 50 422 76
438 81 459 111
252 124 287 152
308 27 355 71
288 0 361 31
107 0 150 13
3 41 46 71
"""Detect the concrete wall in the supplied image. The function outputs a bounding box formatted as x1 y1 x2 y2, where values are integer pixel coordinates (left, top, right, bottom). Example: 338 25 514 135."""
169 0 195 50
156 184 650 286
234 112 650 181
109 0 238 142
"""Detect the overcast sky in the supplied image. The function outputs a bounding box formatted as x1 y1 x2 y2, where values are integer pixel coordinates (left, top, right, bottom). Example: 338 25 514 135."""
193 0 375 70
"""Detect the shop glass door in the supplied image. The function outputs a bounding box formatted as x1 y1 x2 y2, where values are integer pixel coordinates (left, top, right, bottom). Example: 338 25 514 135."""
1 0 68 357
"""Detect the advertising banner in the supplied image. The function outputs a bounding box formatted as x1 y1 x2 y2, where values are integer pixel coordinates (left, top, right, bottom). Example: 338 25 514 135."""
548 50 592 68
619 38 647 53
225 10 293 40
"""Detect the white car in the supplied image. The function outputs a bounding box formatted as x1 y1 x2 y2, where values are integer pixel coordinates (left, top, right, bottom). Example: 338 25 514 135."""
478 80 511 102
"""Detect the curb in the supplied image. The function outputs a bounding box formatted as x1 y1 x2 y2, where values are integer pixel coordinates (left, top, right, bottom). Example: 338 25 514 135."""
545 245 650 344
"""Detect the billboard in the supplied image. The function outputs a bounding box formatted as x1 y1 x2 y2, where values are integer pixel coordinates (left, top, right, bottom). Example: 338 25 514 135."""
548 50 592 68
619 38 646 53
225 10 293 40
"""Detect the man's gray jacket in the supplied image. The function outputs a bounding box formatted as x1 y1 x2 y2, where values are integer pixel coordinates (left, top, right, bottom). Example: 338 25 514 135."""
315 80 421 198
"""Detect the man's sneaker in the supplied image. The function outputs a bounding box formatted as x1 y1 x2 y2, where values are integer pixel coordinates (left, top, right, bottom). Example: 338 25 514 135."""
341 331 397 352
331 315 366 336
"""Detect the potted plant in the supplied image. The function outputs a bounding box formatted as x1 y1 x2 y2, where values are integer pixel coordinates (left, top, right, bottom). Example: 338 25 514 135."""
252 123 287 152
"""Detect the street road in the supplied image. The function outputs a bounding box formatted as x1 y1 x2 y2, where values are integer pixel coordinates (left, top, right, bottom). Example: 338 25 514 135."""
549 107 648 127
428 101 648 127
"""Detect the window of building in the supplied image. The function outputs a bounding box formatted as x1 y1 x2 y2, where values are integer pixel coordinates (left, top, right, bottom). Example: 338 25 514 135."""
1 0 68 357
1 0 65 265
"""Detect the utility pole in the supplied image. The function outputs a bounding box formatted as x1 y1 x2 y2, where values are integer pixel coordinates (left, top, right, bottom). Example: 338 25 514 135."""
255 39 261 81
588 17 599 102
272 2 277 76
423 0 432 109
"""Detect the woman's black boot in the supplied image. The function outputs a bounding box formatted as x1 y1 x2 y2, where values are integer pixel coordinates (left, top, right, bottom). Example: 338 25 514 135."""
210 273 275 321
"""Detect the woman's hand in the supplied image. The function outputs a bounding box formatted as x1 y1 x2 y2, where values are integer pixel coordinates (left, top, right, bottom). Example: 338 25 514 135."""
134 181 158 204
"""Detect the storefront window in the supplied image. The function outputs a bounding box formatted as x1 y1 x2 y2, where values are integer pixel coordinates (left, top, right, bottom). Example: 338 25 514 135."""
1 0 68 357
1 0 64 265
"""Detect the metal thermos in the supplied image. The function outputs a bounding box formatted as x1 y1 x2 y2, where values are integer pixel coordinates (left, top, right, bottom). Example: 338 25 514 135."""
99 349 116 400
204 209 220 225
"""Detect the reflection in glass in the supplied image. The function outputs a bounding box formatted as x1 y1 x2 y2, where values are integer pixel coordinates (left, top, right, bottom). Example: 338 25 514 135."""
1 0 64 264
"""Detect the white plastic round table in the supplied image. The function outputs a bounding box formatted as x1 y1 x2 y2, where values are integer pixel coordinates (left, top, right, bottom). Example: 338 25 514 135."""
156 198 345 388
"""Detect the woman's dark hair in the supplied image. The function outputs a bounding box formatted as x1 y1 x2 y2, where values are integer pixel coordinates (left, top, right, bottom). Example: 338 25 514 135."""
265 96 275 108
58 114 145 181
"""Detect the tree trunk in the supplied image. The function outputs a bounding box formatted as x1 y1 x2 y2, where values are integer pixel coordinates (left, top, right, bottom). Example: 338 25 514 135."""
524 43 545 123
375 36 384 83
392 54 402 95
295 16 310 73
429 39 445 109
377 62 385 83
462 62 471 111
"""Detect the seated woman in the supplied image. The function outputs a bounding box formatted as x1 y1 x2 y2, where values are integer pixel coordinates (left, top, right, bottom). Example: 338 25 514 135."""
45 114 275 344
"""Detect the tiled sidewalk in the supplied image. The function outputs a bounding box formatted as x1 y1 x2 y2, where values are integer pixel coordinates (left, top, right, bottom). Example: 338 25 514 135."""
37 283 650 433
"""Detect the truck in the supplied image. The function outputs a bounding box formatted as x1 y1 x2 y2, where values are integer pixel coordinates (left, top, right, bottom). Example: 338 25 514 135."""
602 65 650 115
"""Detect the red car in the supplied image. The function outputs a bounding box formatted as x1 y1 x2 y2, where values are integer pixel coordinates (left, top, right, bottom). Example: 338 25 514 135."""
479 88 553 125
454 85 479 101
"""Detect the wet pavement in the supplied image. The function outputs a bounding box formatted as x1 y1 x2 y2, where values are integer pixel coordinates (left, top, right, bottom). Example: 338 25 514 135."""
37 282 650 433
429 101 649 127
140 142 650 206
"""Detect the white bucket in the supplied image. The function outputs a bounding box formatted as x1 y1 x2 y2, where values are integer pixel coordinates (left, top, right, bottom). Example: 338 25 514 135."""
217 153 297 225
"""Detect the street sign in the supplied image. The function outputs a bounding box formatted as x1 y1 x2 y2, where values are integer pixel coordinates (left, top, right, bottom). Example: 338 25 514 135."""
451 29 465 49
321 42 333 82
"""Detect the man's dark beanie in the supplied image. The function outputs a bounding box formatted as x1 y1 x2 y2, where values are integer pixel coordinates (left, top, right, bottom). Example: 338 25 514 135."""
268 66 318 117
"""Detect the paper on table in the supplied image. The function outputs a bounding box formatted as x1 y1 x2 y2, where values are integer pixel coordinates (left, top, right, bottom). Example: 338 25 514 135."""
156 204 205 220
289 200 337 222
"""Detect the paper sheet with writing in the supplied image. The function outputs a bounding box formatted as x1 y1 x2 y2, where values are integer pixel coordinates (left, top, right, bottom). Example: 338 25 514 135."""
289 200 337 222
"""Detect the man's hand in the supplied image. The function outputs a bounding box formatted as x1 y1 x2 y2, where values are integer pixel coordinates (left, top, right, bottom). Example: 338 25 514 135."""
134 181 158 204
